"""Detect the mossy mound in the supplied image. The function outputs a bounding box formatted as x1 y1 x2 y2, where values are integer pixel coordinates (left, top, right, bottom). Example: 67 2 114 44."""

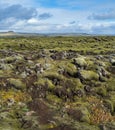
78 70 99 81
73 56 87 68
7 78 26 90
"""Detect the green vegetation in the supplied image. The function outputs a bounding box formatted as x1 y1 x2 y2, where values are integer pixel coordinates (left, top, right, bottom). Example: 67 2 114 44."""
0 36 115 130
0 36 115 54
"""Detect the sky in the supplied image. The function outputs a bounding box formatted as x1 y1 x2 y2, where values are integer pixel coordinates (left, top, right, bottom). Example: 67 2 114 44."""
0 0 115 34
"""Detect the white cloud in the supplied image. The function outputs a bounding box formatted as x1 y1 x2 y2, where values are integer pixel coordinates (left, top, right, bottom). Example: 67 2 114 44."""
89 10 115 20
0 0 36 7
27 18 39 24
37 7 90 24
0 0 115 34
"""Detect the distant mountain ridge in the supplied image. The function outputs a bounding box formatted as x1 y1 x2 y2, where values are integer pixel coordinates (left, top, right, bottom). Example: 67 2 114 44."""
0 31 114 37
0 31 91 37
0 31 18 37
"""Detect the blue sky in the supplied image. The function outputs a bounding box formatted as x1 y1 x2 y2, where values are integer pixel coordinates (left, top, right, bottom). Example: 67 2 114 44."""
0 0 115 34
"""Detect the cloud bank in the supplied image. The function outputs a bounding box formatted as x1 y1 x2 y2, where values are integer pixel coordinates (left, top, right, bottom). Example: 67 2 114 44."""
0 4 37 20
89 11 115 20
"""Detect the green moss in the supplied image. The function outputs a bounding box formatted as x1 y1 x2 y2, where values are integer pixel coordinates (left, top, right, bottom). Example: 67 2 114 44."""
0 36 115 129
73 57 87 67
69 78 83 91
73 122 100 130
34 78 55 91
0 111 23 130
4 56 16 63
46 79 55 91
104 99 114 113
8 78 26 90
80 107 91 123
0 70 12 77
34 78 47 86
0 36 115 54
95 87 107 97
80 70 99 81
65 63 76 75
107 92 115 115
87 60 94 68
58 61 77 76
0 63 13 71
107 78 115 91
46 93 62 104
67 102 91 123
44 71 65 81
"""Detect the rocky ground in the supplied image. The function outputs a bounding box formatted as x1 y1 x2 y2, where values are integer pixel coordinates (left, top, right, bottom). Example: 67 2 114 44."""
0 36 115 130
